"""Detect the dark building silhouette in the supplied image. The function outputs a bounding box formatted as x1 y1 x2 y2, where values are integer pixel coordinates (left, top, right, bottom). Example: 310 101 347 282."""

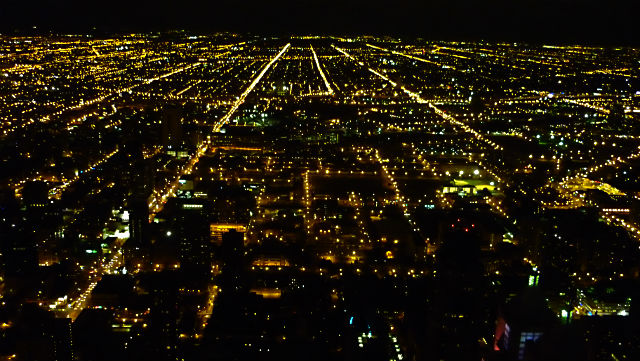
128 198 149 247
22 180 49 209
145 272 179 361
493 288 559 360
162 104 184 150
53 318 74 361
172 199 211 271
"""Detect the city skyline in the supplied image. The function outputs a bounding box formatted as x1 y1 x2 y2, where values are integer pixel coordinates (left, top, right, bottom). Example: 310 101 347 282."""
0 25 639 361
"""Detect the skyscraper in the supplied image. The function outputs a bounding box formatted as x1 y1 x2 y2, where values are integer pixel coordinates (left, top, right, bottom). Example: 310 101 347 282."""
162 103 184 150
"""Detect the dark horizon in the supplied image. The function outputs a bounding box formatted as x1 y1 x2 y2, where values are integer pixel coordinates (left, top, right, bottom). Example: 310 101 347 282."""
1 0 637 45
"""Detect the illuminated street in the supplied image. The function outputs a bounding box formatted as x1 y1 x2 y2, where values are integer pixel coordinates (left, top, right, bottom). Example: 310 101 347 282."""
1 33 639 361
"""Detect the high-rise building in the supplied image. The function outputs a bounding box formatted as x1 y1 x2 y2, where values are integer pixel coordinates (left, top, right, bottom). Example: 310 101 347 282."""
174 200 211 271
146 272 179 361
128 198 149 247
161 104 184 150
53 318 74 361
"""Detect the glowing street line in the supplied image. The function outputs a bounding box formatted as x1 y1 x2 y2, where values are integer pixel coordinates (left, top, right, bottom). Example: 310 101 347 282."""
176 80 202 96
147 144 209 220
310 45 333 94
213 43 291 131
335 45 504 152
367 67 397 87
366 44 447 68
334 45 398 86
145 62 201 84
148 45 290 218
149 44 291 220
332 45 355 60
561 98 610 114
48 147 119 199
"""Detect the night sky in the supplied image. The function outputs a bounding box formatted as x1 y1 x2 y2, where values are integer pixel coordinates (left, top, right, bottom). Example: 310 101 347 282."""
1 0 637 44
